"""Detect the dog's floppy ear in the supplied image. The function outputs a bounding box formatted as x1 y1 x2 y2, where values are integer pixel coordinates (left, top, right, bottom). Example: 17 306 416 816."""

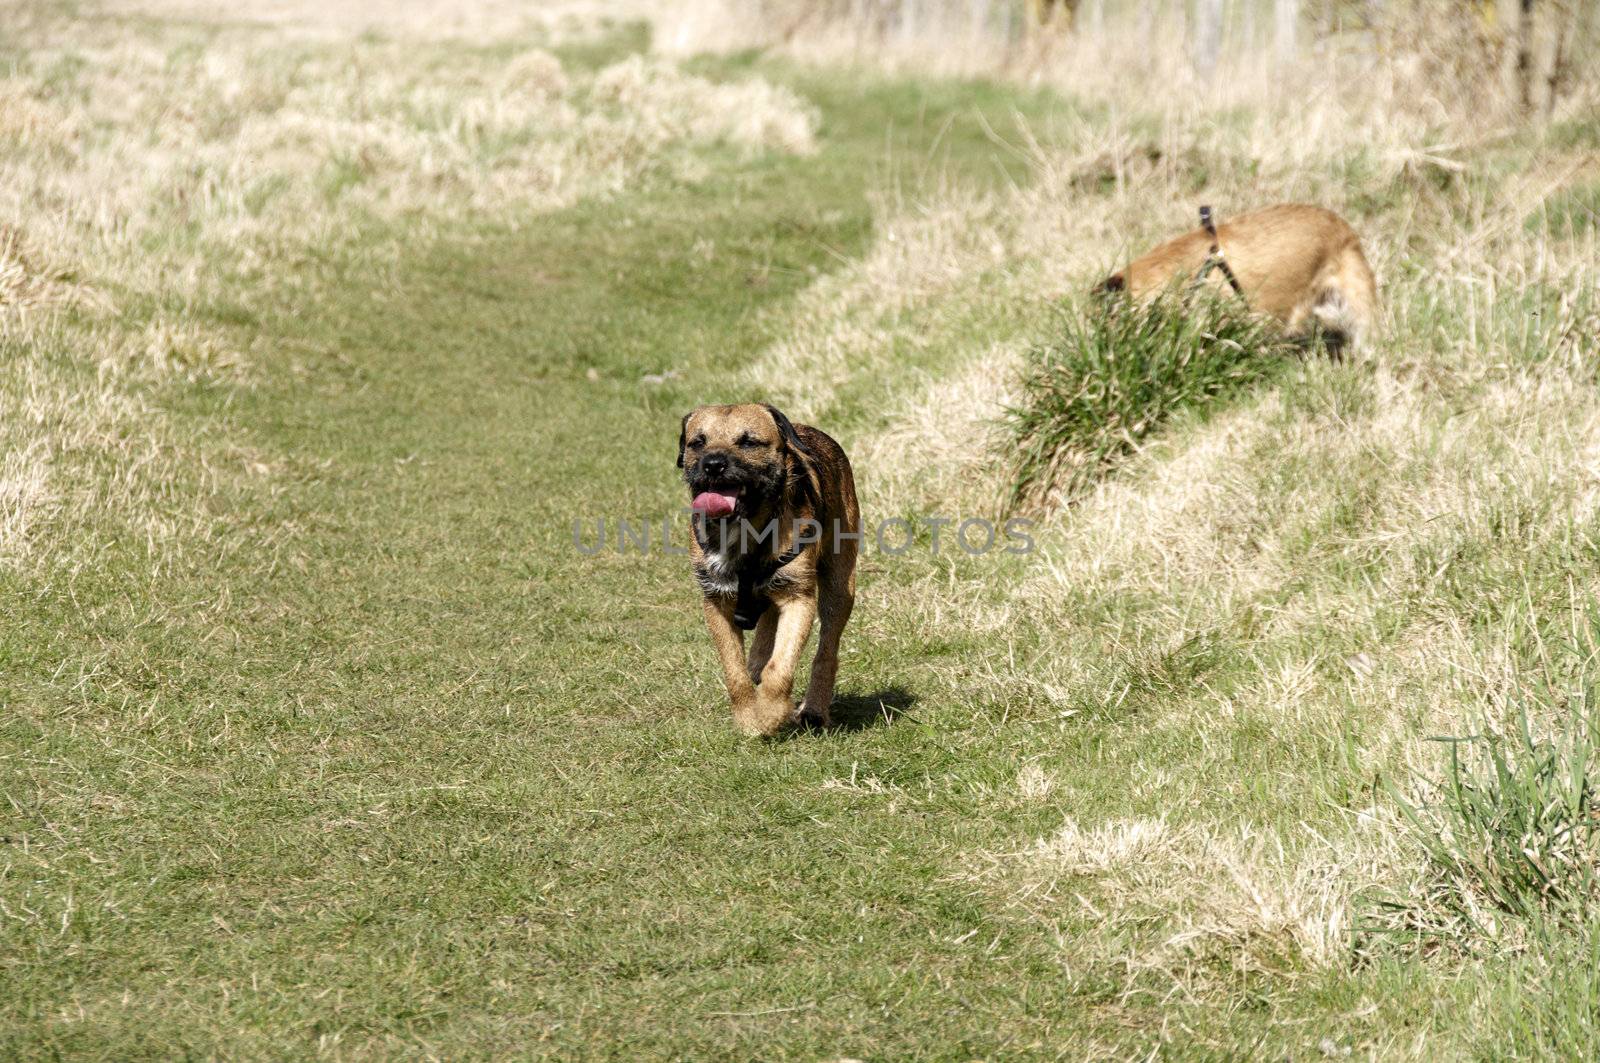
676 412 691 469
765 403 819 502
763 404 809 457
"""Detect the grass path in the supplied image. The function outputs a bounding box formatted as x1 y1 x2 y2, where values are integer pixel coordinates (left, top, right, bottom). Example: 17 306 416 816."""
19 26 1587 1054
3 56 1121 1060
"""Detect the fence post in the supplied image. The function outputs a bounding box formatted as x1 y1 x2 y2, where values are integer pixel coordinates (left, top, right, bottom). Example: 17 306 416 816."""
1275 0 1299 60
1515 0 1536 112
1193 0 1224 75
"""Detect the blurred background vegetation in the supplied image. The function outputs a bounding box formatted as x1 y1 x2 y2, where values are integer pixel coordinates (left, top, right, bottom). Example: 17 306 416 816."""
663 0 1595 116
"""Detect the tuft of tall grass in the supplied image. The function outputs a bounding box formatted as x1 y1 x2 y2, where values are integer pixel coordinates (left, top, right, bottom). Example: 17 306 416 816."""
1379 672 1600 948
1001 291 1302 511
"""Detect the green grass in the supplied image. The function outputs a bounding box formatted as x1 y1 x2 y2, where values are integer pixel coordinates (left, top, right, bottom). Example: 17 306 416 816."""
1003 292 1303 510
1526 182 1600 237
7 11 1600 1061
1378 610 1600 947
0 36 1111 1062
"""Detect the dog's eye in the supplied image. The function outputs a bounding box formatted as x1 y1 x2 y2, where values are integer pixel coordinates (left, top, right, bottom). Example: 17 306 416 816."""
736 436 767 449
688 436 706 450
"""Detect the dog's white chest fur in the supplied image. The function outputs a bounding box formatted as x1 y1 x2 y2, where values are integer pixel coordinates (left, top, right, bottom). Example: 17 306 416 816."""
695 542 740 597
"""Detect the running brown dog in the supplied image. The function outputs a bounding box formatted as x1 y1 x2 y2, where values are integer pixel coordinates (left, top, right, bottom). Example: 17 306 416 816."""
1100 203 1379 354
677 403 859 736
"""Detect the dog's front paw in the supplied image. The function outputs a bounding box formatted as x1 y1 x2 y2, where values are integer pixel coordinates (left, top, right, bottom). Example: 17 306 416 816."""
730 690 795 737
730 693 762 735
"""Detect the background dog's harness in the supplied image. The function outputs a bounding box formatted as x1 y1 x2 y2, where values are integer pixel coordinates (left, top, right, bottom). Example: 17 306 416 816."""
1192 205 1246 300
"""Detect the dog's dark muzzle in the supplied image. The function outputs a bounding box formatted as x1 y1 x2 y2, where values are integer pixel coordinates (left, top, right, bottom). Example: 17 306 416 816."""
689 453 759 495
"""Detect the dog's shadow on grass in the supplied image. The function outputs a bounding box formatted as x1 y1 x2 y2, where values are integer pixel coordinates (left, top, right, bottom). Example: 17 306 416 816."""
813 685 918 734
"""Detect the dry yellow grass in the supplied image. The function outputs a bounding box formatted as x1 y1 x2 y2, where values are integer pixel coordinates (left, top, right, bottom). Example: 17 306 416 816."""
0 3 815 300
0 0 816 569
118 0 651 43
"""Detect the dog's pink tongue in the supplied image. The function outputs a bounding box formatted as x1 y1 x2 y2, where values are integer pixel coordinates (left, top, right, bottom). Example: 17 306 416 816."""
691 491 738 517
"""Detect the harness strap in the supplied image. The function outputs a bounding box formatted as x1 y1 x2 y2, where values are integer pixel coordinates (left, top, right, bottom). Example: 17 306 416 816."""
732 546 803 630
1194 204 1246 299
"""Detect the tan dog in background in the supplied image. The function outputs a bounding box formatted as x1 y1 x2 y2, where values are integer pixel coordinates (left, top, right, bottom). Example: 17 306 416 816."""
1100 203 1379 354
678 403 859 736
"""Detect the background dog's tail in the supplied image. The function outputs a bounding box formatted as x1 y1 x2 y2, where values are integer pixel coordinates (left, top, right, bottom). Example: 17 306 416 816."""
1312 242 1379 356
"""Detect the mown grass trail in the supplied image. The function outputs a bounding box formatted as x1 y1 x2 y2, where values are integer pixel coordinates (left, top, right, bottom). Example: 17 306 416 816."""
3 52 1114 1059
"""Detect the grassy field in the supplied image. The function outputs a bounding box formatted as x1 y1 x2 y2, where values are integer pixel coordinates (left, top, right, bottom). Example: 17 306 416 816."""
5 1 1600 1059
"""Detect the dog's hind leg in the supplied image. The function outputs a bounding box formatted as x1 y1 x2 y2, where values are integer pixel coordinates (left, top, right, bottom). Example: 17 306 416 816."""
746 608 777 686
799 591 853 727
1317 243 1379 356
801 566 855 727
